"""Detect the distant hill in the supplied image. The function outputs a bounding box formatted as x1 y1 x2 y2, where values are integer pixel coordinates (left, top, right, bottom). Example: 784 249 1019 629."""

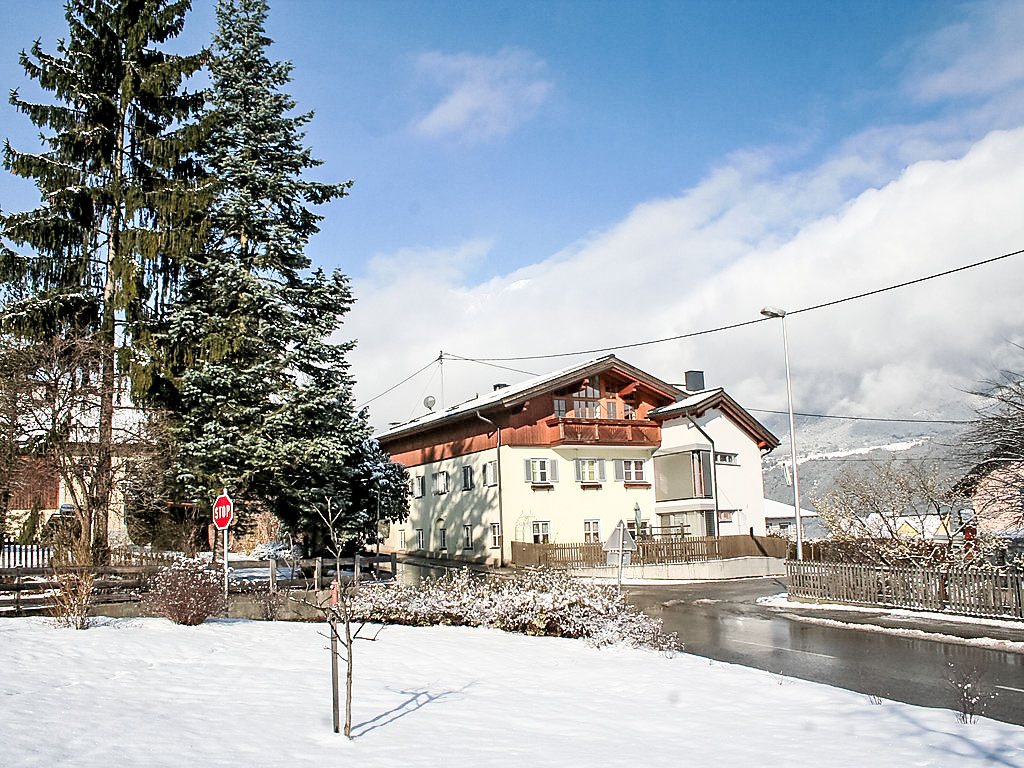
758 411 970 508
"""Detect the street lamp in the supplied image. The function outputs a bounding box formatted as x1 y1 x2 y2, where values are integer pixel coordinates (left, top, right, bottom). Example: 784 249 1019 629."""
760 306 804 560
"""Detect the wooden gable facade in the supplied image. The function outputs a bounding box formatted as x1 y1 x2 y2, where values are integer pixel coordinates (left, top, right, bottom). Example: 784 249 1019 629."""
380 357 681 468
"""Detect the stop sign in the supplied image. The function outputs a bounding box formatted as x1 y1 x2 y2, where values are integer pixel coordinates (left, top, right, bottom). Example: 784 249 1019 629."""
212 490 234 530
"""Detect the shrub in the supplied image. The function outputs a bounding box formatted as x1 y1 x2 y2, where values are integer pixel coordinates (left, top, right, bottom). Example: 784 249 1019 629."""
50 569 94 630
349 568 677 651
144 557 226 625
948 662 996 724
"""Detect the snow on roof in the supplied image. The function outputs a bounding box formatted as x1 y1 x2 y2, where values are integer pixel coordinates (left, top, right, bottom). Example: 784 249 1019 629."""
374 354 681 442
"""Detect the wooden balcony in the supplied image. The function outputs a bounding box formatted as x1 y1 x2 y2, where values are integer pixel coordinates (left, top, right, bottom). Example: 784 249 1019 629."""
542 417 660 446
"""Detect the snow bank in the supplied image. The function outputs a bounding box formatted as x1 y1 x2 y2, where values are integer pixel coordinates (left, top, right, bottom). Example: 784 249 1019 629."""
1 618 1021 767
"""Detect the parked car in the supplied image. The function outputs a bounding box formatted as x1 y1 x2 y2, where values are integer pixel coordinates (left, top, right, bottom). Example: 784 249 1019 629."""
40 504 82 544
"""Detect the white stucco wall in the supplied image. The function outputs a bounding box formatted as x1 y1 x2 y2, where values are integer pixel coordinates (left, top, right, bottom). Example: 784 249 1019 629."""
656 409 770 536
384 405 773 564
382 447 503 564
500 445 656 549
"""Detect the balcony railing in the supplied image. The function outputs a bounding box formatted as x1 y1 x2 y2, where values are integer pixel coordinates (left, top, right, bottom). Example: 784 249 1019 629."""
543 417 660 446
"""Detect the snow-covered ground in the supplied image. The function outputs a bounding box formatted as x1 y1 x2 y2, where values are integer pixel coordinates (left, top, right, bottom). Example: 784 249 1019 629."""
2 618 1022 766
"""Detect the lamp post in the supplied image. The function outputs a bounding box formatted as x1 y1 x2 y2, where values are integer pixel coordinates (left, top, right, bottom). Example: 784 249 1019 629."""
760 306 804 560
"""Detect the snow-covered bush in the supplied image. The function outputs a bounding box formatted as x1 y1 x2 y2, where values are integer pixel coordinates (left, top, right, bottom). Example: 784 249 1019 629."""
948 663 996 724
350 568 677 650
144 557 225 625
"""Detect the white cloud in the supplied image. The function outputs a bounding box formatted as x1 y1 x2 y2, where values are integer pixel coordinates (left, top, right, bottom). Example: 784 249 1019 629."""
908 0 1024 102
345 2 1024 437
347 125 1024 434
411 48 552 141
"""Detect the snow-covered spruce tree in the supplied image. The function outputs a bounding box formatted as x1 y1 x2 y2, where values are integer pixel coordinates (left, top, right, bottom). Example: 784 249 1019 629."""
162 0 362 539
332 437 411 551
0 0 207 561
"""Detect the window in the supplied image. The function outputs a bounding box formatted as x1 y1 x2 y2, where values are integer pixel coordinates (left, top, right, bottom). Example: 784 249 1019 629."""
483 460 499 487
623 402 636 420
399 529 407 549
654 450 713 502
463 524 473 549
532 521 550 544
575 458 605 484
553 398 567 418
415 529 424 550
606 402 617 419
574 379 601 418
525 457 558 484
432 470 449 494
462 465 474 490
411 475 425 498
490 522 501 549
715 452 739 465
583 519 601 543
439 527 447 550
627 520 651 537
718 510 735 524
616 459 645 482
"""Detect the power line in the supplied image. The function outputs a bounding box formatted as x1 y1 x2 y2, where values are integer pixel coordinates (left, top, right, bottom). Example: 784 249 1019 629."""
747 408 970 425
441 352 537 377
462 247 1024 362
357 357 438 409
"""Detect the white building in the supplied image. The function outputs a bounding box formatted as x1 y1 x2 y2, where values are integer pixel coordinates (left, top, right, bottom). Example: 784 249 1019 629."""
377 356 779 565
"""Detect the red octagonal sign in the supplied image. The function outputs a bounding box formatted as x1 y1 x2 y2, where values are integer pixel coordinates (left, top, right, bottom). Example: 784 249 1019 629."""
212 490 234 530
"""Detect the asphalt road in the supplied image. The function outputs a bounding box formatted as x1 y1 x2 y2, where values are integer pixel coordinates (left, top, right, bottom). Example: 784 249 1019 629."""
626 578 1024 727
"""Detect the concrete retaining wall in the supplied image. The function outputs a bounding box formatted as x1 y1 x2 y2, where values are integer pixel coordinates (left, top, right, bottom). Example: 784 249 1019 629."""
573 556 785 580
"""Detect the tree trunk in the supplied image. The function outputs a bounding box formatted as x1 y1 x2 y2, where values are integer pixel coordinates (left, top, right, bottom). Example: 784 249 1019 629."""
344 602 353 738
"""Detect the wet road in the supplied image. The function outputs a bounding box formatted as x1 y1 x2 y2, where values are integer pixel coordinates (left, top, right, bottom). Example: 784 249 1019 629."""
626 578 1024 726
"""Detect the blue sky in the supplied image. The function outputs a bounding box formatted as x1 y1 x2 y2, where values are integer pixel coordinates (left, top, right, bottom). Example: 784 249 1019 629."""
3 1 1024 434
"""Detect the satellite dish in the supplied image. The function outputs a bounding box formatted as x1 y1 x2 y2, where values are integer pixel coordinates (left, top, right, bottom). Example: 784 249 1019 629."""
424 395 436 411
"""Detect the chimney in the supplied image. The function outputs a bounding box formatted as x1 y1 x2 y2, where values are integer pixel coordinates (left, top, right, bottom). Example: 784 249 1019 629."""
493 383 509 392
684 370 705 392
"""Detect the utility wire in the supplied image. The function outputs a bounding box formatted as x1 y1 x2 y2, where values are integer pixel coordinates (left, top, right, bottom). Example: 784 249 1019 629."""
463 247 1024 362
360 247 1023 411
357 358 438 409
441 352 538 377
747 408 970 425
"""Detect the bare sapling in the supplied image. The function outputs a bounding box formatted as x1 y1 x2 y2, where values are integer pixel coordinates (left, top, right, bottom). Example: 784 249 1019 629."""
296 496 384 738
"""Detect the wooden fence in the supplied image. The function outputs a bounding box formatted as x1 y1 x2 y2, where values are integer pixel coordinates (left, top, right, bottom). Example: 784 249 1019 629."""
511 533 787 568
787 560 1024 620
0 565 158 616
1 541 179 569
0 553 399 616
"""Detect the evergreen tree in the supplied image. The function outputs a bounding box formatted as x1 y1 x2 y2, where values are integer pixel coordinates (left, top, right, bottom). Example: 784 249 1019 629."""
0 0 207 560
166 0 369 538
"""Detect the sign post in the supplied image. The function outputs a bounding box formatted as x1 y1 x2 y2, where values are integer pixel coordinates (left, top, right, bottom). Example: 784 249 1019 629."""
212 489 234 605
602 520 637 595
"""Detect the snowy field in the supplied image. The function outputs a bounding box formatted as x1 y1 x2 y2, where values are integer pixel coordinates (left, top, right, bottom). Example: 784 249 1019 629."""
3 618 1023 767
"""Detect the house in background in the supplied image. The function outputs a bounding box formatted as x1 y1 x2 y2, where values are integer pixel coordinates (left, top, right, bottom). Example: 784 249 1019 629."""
377 355 779 566
763 498 828 539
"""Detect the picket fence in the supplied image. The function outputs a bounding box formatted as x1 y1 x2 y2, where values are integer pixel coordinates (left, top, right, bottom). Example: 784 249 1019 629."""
786 560 1024 620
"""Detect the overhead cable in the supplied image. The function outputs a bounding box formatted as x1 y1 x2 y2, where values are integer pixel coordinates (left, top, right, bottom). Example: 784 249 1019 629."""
463 247 1024 362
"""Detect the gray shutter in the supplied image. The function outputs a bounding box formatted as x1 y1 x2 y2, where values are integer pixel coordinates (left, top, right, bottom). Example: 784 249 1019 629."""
550 459 559 482
614 460 624 482
598 460 606 482
574 459 582 482
524 458 533 482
